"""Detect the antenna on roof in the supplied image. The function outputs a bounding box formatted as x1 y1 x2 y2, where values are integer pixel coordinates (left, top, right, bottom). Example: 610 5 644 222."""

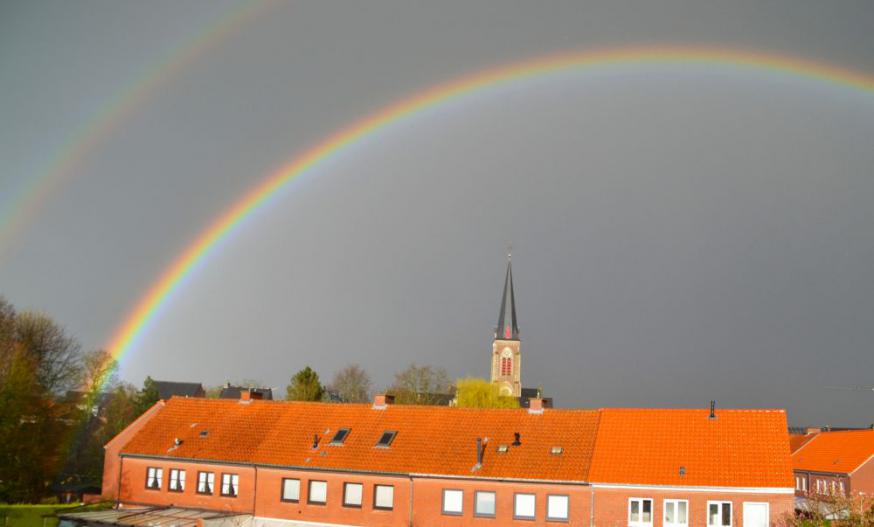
709 400 716 419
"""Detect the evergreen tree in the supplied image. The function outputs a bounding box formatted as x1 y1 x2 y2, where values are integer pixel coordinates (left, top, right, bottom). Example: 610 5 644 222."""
286 366 324 401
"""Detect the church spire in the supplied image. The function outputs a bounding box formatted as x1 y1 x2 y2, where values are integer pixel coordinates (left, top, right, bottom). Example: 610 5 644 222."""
495 252 520 341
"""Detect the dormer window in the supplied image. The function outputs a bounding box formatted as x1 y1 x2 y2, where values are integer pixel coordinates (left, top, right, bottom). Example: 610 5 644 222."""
376 430 397 448
330 428 350 445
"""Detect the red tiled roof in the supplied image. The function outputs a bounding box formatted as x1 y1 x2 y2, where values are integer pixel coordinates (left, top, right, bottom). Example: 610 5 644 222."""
120 398 794 487
792 430 874 474
120 398 600 482
789 433 817 453
588 408 794 488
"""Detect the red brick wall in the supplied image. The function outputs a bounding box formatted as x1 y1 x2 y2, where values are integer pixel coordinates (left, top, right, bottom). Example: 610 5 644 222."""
254 467 410 527
102 401 164 502
591 486 794 527
410 478 590 526
851 457 874 495
119 457 256 514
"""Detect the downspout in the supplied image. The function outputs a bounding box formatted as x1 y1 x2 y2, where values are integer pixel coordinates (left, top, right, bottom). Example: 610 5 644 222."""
252 466 259 516
590 485 595 527
115 455 125 508
408 475 414 527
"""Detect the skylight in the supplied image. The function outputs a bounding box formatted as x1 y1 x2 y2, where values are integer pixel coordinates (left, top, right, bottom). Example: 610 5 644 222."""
376 430 397 447
550 446 563 455
496 445 509 453
330 428 350 445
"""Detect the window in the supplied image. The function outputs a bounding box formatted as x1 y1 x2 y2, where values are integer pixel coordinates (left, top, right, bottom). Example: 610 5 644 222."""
197 472 214 494
629 498 653 526
331 428 350 445
707 501 732 526
664 499 688 527
514 493 536 520
145 467 163 490
281 478 300 502
839 481 845 495
373 485 394 510
501 356 512 376
816 480 824 494
547 495 569 522
169 469 185 492
376 430 397 447
442 489 463 515
221 473 239 497
343 482 363 507
308 480 327 504
475 491 496 517
802 477 807 492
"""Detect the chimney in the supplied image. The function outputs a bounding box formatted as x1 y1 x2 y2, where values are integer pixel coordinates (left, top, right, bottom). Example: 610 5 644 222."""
373 393 395 410
528 397 544 414
806 427 822 435
241 389 252 401
475 438 488 466
709 400 716 419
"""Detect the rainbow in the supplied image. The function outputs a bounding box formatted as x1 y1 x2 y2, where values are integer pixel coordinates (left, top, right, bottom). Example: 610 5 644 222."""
103 45 874 387
0 0 272 260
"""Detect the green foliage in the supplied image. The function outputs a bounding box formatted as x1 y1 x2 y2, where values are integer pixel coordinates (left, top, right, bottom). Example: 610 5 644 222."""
286 366 324 401
0 503 112 527
135 376 160 414
455 378 520 408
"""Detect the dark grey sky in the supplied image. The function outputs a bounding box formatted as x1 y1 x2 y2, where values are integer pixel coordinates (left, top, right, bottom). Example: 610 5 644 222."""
2 0 873 426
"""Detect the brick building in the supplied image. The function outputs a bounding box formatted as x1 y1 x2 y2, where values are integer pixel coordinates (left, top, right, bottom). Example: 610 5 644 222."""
791 429 874 498
63 394 796 527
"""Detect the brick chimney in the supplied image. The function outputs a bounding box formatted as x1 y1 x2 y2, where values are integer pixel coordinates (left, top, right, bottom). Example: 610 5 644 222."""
241 389 252 401
372 394 395 410
528 397 544 414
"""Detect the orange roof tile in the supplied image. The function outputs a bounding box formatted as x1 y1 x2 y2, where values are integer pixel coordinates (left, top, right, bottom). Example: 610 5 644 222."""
792 430 874 473
121 398 600 482
120 399 794 488
789 433 818 454
588 408 794 488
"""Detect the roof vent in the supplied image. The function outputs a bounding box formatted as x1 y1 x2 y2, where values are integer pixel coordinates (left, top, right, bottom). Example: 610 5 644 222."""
312 433 320 449
709 400 716 419
550 446 563 455
174 437 183 446
679 465 686 476
512 432 521 446
199 430 209 438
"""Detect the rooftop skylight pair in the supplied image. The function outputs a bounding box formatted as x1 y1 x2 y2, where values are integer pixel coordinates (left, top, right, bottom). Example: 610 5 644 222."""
328 428 397 448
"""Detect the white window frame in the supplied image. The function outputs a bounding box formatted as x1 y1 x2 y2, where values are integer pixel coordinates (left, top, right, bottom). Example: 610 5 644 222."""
146 467 163 490
514 493 536 520
168 469 185 492
373 484 394 510
442 489 464 515
308 480 328 504
197 471 214 494
707 500 732 527
547 494 569 522
628 498 653 527
343 482 363 508
281 478 300 502
474 491 496 518
220 473 239 497
664 499 689 527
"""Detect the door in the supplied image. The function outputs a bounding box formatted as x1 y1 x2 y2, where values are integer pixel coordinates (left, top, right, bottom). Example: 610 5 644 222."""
743 502 769 527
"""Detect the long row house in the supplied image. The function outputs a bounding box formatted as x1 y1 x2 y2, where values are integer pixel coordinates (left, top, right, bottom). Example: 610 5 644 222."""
61 392 796 527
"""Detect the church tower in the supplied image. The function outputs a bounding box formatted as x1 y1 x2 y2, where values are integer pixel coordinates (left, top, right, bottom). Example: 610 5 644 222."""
490 254 522 397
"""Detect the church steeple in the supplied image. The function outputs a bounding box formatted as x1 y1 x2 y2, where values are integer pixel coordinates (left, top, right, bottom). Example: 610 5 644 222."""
495 253 520 341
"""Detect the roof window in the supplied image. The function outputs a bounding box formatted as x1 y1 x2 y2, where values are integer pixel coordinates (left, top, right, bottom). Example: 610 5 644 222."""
496 444 509 453
376 430 397 448
550 446 563 455
199 430 209 438
330 428 350 445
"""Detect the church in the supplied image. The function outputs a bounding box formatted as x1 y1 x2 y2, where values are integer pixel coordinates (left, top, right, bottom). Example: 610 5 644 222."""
489 255 552 407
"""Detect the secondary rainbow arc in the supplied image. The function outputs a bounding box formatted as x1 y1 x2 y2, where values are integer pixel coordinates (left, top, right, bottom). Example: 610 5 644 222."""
102 45 874 388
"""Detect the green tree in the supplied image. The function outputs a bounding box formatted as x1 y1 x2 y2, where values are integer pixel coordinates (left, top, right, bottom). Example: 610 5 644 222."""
455 378 519 408
286 366 324 401
390 363 452 405
329 364 372 402
135 375 161 414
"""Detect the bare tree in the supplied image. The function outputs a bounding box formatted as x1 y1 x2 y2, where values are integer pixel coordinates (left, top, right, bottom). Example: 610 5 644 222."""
330 364 373 402
390 363 452 405
15 312 82 395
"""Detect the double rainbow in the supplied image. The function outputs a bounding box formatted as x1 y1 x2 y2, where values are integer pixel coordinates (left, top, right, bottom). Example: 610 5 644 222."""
103 45 874 386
